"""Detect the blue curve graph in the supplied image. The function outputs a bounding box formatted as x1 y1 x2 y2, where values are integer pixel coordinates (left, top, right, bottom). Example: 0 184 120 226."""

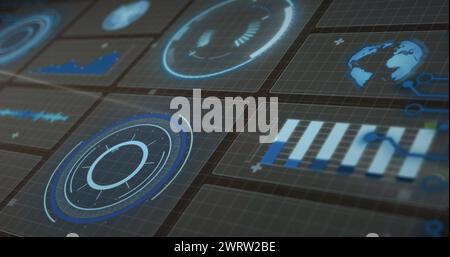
0 108 68 123
33 51 120 75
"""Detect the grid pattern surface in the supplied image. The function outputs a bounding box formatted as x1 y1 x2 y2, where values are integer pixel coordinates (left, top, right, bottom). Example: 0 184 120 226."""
271 31 449 99
64 0 190 36
0 88 99 149
213 103 449 211
170 185 425 237
0 0 448 237
0 95 224 237
0 151 41 203
16 38 152 86
317 0 449 27
0 1 91 82
120 0 322 92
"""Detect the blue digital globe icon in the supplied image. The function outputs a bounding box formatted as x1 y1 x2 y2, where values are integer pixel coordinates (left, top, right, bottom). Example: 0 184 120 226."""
348 40 426 88
43 114 193 224
163 0 295 79
102 0 150 31
0 10 60 66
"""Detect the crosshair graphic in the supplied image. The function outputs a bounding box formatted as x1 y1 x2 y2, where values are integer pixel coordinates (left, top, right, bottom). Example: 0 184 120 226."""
0 10 60 66
44 114 193 224
162 0 295 79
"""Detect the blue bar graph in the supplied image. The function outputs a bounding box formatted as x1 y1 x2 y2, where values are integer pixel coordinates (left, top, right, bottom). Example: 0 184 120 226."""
366 127 405 177
260 119 299 166
310 123 349 171
258 118 441 182
397 129 436 181
284 121 324 168
338 125 377 173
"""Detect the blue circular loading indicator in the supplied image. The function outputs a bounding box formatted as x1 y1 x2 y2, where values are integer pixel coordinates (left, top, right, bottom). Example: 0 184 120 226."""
163 0 295 79
44 114 193 224
0 10 60 66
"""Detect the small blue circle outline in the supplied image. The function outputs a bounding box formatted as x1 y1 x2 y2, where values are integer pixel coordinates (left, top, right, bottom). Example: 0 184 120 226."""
49 113 188 224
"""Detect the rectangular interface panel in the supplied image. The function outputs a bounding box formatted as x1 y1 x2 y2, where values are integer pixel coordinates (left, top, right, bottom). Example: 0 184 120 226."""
317 0 449 27
0 150 41 203
0 88 99 149
16 38 151 87
213 103 449 210
0 95 224 237
0 1 91 82
120 0 322 92
271 31 449 100
64 0 190 36
169 185 428 237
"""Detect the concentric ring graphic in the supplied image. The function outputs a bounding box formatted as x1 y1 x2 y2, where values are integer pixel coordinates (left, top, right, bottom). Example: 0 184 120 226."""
0 10 60 66
162 0 294 79
44 114 193 224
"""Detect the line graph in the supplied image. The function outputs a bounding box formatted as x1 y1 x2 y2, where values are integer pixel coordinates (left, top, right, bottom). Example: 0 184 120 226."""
0 108 69 123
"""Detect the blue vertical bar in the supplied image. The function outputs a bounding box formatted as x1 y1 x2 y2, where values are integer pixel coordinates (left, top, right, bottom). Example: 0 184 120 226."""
260 119 300 166
284 121 324 168
338 125 377 173
366 127 405 177
397 129 436 181
310 123 350 171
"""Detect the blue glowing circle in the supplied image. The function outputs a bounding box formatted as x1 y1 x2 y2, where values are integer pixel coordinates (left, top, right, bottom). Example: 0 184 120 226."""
423 219 444 237
86 140 149 191
162 0 295 79
45 114 192 224
348 40 426 88
0 11 60 66
102 0 150 31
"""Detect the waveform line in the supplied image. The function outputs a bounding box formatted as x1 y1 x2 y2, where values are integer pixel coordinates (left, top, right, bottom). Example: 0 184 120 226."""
0 108 69 123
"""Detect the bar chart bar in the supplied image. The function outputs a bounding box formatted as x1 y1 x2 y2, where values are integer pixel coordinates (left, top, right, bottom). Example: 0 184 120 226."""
338 125 377 173
397 128 436 181
261 119 300 166
309 122 349 171
366 127 406 177
284 121 324 168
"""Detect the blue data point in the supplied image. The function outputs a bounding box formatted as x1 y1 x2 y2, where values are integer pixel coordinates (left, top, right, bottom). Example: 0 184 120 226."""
423 219 444 237
420 175 449 193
